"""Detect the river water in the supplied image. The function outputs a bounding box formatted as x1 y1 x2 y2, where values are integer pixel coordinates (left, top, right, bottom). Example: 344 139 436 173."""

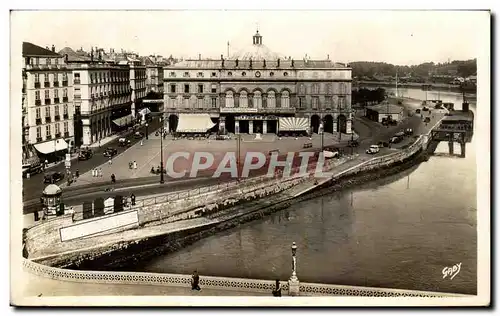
133 88 477 295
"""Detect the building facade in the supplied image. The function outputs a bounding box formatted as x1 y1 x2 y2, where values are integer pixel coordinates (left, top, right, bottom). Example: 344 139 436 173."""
163 31 352 136
143 56 165 94
22 43 74 162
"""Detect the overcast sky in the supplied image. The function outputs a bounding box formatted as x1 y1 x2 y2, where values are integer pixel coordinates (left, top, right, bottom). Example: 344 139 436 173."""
12 10 488 65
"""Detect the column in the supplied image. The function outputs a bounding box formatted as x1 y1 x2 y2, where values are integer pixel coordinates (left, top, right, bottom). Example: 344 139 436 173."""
219 116 225 134
263 120 268 134
82 125 91 146
346 120 352 134
235 120 240 134
333 115 338 132
249 120 254 134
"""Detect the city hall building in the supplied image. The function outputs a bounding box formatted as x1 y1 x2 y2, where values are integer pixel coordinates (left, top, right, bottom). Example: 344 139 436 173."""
163 30 353 136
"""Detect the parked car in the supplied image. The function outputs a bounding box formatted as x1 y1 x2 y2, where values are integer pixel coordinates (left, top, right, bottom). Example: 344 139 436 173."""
43 171 64 184
422 106 429 111
390 135 403 144
134 131 144 139
348 139 359 147
377 141 389 148
103 147 118 157
22 161 43 178
424 117 431 123
118 137 131 147
366 145 380 154
415 109 421 114
404 128 414 136
78 149 93 160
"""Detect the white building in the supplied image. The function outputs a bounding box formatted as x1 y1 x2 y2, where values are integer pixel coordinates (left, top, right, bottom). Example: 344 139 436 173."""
23 42 74 162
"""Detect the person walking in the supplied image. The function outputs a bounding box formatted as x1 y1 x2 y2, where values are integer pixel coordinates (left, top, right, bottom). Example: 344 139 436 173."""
98 168 103 177
111 173 116 184
92 168 96 177
75 169 79 178
191 270 201 291
133 161 137 169
108 157 112 165
130 193 136 206
272 280 282 297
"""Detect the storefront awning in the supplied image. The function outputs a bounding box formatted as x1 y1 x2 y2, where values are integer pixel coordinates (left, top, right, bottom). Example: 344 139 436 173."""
279 117 309 131
113 114 135 127
34 139 68 154
138 108 152 116
176 114 216 133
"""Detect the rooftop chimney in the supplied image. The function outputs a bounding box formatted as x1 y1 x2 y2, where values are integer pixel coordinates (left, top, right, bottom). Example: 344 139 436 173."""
327 54 330 60
51 45 55 52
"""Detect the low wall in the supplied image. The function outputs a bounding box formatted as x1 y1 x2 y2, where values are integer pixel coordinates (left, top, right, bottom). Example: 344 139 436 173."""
22 259 465 297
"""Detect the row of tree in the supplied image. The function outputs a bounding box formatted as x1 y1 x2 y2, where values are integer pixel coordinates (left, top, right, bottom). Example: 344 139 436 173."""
352 88 386 106
349 59 477 80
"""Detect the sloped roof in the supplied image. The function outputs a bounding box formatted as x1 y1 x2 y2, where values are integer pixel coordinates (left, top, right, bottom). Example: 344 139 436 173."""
367 103 404 114
23 42 60 57
58 47 91 62
230 43 285 61
169 59 348 69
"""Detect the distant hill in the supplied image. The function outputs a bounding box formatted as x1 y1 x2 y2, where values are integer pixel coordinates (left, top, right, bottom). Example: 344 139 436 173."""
349 59 476 82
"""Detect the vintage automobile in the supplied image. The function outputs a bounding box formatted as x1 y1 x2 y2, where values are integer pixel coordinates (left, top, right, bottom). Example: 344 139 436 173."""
366 145 380 155
43 171 64 184
103 147 118 157
22 161 44 178
134 131 144 139
78 149 93 160
347 139 359 147
118 137 131 147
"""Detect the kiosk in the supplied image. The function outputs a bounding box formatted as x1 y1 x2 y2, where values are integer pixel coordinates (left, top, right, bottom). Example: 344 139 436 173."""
41 184 63 218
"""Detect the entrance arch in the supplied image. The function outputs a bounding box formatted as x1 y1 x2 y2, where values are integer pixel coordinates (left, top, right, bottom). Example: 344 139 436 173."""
310 115 321 134
324 115 334 133
225 115 235 134
337 114 347 134
168 114 179 133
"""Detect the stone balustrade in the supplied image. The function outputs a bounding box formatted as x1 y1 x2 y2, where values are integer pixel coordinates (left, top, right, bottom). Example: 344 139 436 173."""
22 259 466 297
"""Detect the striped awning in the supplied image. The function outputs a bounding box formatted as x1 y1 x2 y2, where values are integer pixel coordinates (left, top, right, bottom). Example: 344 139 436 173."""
279 117 309 131
34 139 68 154
176 114 216 133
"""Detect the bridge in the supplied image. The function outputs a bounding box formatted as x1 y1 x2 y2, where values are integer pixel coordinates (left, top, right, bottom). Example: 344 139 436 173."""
427 102 474 158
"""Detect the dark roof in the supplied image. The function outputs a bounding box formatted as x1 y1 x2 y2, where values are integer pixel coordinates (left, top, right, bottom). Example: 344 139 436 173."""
58 47 91 62
23 42 60 57
169 59 349 69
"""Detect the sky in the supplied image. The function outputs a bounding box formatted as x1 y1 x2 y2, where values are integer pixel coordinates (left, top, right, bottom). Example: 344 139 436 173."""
12 10 488 65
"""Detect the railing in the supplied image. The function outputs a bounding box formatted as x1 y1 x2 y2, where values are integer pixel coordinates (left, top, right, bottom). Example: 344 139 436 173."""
220 107 296 114
34 82 40 89
22 259 462 297
63 97 68 102
54 97 60 104
62 81 68 87
44 81 50 88
45 116 51 123
44 99 51 105
53 81 59 87
35 100 41 106
74 79 81 84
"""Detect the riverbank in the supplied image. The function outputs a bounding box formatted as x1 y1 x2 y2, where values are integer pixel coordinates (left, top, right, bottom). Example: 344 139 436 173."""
353 80 477 94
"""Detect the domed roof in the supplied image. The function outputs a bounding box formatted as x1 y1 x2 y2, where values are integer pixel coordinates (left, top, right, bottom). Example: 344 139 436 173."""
230 30 285 61
43 184 62 195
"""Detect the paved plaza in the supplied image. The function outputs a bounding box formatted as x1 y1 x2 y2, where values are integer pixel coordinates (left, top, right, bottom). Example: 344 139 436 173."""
71 130 354 187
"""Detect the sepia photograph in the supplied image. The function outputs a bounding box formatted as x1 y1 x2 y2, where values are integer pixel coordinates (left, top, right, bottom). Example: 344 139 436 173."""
9 8 490 307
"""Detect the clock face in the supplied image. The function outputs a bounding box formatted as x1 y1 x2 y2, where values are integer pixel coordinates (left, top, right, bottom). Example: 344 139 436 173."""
255 71 261 77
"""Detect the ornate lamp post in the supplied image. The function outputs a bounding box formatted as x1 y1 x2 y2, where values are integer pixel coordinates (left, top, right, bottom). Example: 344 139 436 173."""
145 123 149 140
159 117 166 184
288 242 300 296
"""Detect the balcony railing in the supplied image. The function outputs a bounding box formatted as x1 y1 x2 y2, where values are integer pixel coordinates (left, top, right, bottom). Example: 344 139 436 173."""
64 132 69 138
55 133 61 138
54 97 60 104
62 80 68 87
74 79 81 84
53 81 59 87
44 81 50 88
63 113 68 119
219 107 296 114
63 96 68 102
54 115 60 121
35 118 42 125
46 135 52 140
45 117 51 123
34 82 40 89
36 137 42 142
35 100 41 106
45 99 51 105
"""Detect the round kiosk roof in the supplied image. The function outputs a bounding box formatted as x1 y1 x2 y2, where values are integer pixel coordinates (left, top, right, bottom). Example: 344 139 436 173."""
43 184 62 196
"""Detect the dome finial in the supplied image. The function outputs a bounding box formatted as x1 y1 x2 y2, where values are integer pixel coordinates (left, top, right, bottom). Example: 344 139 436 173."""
253 27 262 45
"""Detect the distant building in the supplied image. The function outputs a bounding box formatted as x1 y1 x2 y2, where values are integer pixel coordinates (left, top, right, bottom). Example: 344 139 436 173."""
23 42 74 162
365 102 404 123
163 30 353 136
142 56 165 94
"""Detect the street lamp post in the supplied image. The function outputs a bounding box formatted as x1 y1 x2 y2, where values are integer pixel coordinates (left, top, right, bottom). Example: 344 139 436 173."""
288 242 300 296
236 134 241 182
145 123 149 140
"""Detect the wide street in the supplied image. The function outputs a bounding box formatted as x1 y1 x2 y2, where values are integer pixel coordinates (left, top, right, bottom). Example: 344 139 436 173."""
22 101 444 215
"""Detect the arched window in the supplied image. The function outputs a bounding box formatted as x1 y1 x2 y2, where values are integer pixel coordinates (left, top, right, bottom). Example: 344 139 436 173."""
253 91 262 108
339 82 346 95
281 91 290 108
312 84 319 94
225 91 234 108
239 91 248 108
299 84 306 95
267 91 276 108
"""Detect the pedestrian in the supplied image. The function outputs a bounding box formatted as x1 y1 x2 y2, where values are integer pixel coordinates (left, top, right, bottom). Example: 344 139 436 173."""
140 140 143 146
108 158 112 165
191 270 201 291
133 161 137 169
98 168 103 177
111 173 116 184
272 280 282 297
92 168 96 177
130 193 136 206
75 169 79 178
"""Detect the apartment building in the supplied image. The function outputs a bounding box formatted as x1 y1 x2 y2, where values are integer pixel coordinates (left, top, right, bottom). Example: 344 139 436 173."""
22 42 74 163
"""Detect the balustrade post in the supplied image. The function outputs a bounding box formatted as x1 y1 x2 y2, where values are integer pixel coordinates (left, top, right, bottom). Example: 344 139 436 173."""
288 242 300 296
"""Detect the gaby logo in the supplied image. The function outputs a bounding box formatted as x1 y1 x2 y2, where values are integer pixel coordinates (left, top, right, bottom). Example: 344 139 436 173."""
164 151 335 179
